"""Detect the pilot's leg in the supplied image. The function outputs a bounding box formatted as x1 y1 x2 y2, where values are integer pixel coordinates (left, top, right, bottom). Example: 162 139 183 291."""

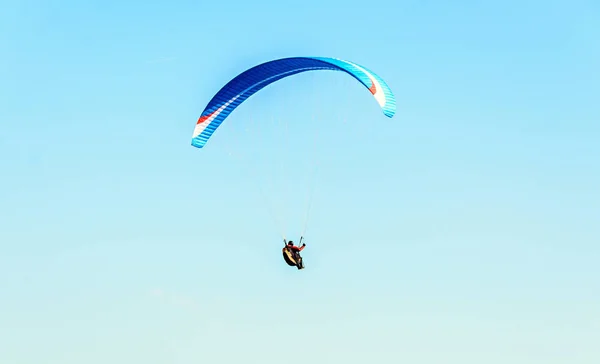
297 256 304 269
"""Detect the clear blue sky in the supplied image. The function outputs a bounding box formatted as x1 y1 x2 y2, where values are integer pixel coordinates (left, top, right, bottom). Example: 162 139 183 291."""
1 0 599 362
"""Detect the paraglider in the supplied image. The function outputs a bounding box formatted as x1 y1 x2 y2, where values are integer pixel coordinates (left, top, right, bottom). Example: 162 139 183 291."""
190 56 396 270
282 238 306 270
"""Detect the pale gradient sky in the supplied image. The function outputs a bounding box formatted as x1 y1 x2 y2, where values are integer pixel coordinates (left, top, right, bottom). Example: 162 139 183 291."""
1 0 599 363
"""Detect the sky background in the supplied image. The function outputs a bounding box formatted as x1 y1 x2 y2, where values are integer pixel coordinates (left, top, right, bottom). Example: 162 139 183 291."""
1 0 599 363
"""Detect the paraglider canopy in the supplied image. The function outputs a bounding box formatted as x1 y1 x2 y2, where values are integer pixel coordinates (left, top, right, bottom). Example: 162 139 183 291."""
191 56 396 148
